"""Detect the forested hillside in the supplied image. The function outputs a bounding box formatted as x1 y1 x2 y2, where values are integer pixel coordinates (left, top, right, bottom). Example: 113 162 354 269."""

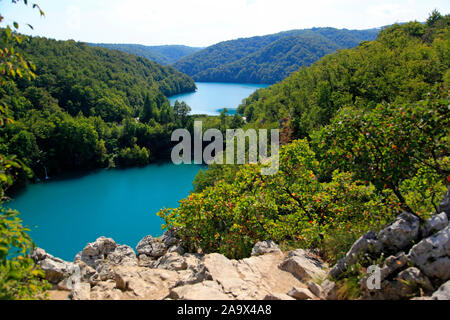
0 33 196 185
238 18 450 137
88 43 203 65
161 13 449 267
173 27 379 84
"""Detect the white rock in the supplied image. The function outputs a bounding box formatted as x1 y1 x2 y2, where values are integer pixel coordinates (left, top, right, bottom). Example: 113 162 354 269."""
169 281 232 300
287 287 316 300
408 225 450 280
279 249 327 281
431 280 450 300
251 240 282 256
71 283 91 300
153 252 188 271
263 293 296 300
378 212 420 252
135 235 167 258
421 212 448 238
307 280 324 298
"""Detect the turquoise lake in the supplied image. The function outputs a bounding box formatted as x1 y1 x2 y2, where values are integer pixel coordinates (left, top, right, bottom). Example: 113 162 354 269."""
168 82 268 115
9 82 267 261
8 163 203 261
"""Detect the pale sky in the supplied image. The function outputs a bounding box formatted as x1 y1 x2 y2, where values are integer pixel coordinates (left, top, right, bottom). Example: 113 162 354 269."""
0 0 449 47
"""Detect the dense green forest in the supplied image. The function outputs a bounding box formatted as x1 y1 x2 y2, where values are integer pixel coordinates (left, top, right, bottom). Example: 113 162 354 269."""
173 27 379 84
238 18 450 137
89 43 203 65
0 33 197 186
160 13 449 263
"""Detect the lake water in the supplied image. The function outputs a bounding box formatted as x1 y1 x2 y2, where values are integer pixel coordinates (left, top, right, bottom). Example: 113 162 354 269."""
8 163 202 261
168 82 268 115
8 82 267 261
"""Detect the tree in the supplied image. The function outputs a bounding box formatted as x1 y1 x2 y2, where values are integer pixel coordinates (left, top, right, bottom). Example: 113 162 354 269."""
173 100 191 126
427 9 443 27
140 93 158 123
0 0 50 300
312 86 449 215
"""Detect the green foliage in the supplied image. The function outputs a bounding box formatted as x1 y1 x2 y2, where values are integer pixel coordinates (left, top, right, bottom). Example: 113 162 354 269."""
164 15 449 261
173 100 191 126
0 208 51 300
238 16 450 137
159 140 399 259
311 87 449 215
174 27 378 84
89 43 203 66
0 32 197 182
0 1 50 300
115 144 150 167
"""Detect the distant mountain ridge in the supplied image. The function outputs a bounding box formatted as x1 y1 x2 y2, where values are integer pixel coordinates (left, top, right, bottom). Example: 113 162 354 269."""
88 43 203 65
173 27 380 84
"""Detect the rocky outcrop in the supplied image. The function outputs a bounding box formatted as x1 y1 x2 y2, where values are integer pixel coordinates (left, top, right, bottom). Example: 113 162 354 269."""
34 187 450 301
31 248 80 290
329 231 381 278
251 240 281 256
287 287 316 300
420 212 448 238
438 187 450 219
329 190 450 300
34 234 328 300
135 236 167 258
408 225 450 280
135 230 181 259
377 212 420 253
279 249 327 282
431 280 450 300
169 281 232 300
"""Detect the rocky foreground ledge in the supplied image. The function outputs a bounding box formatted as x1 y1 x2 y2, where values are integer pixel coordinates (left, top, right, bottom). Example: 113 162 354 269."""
32 236 330 300
32 189 450 300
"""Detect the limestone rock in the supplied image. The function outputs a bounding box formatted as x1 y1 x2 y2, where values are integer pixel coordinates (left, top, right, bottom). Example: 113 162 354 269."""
397 267 433 292
70 283 91 300
431 280 450 300
287 287 316 300
307 280 324 298
160 230 180 247
175 253 210 286
379 252 408 281
31 248 80 288
168 244 185 255
77 261 97 284
321 279 338 300
114 266 180 299
251 240 282 256
378 212 420 252
279 249 326 282
169 281 231 300
107 245 137 267
203 253 248 297
75 236 117 268
363 267 433 300
408 225 450 280
137 254 156 268
330 231 381 278
438 187 450 219
263 293 296 300
135 235 167 258
30 247 47 261
94 262 115 281
421 212 448 238
90 280 125 300
152 252 188 271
